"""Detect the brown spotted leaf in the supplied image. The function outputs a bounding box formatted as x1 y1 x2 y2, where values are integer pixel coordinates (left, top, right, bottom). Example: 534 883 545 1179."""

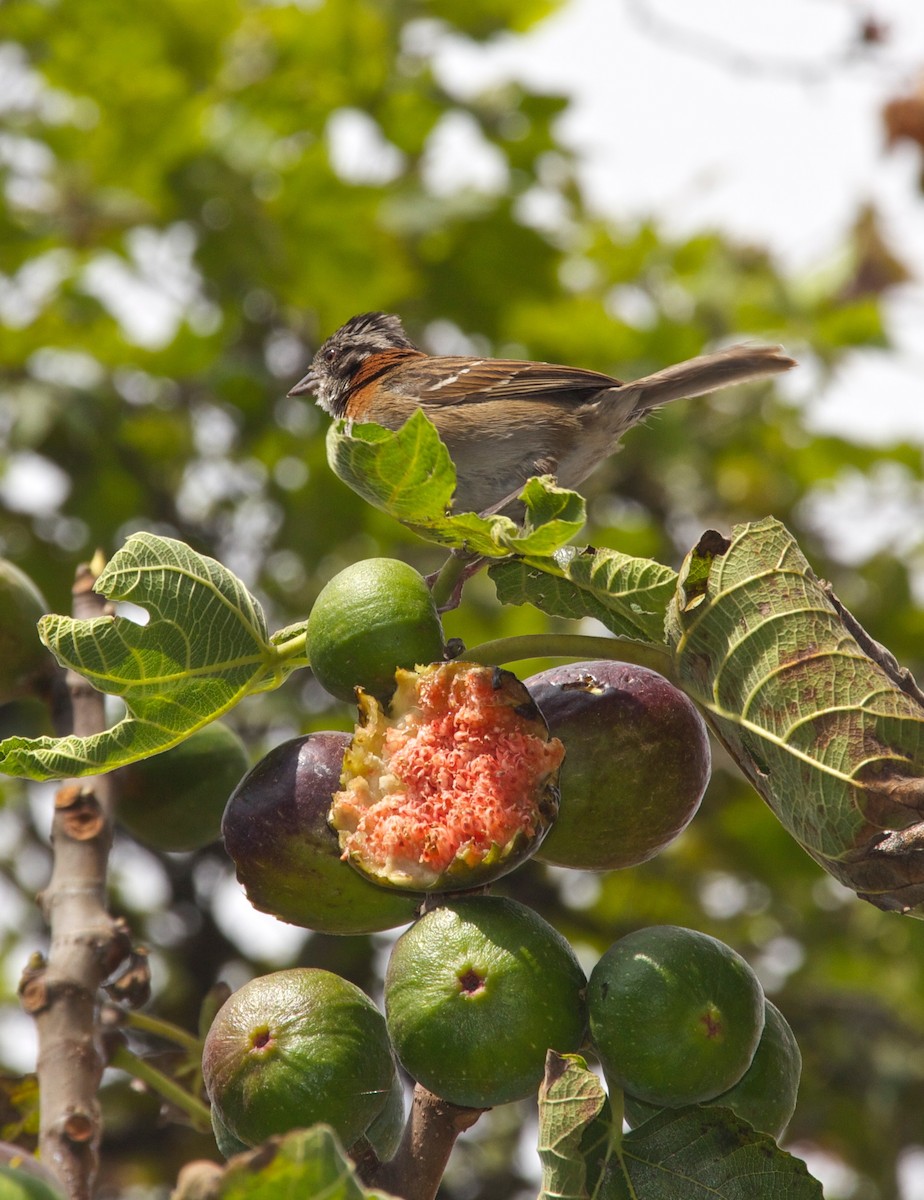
666 517 924 914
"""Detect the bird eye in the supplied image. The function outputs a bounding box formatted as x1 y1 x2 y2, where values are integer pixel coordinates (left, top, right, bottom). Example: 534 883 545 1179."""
323 346 338 364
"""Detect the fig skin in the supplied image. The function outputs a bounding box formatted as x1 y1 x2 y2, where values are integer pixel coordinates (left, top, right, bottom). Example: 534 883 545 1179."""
115 721 250 852
525 661 710 871
306 557 446 705
221 732 419 934
202 968 396 1151
0 560 53 705
623 998 801 1140
384 895 587 1108
588 925 765 1108
0 1143 63 1200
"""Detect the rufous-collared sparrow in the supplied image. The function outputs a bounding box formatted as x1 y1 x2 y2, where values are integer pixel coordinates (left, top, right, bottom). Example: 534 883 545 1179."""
289 312 795 515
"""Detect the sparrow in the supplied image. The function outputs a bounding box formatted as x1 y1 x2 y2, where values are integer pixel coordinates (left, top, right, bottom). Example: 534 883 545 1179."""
289 312 795 516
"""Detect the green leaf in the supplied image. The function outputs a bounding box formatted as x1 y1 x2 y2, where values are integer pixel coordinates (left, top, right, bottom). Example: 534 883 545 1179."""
326 412 586 557
490 546 678 644
217 1125 400 1200
537 1052 615 1200
0 534 300 781
603 1106 822 1198
667 517 924 914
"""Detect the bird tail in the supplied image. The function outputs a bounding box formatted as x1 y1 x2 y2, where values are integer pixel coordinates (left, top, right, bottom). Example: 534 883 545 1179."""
627 344 795 413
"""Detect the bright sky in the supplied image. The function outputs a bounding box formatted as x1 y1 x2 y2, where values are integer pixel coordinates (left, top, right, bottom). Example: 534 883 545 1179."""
437 0 924 442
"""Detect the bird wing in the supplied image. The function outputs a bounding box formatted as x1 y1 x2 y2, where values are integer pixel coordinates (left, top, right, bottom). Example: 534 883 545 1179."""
385 356 622 407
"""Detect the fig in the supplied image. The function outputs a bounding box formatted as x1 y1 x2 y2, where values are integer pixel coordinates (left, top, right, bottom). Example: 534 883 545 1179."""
210 1106 249 1159
357 1069 405 1162
384 895 587 1108
115 721 250 852
525 661 710 870
202 968 396 1150
306 557 445 704
221 733 419 934
331 661 563 891
623 998 801 1139
0 559 53 704
0 1143 63 1200
588 925 764 1107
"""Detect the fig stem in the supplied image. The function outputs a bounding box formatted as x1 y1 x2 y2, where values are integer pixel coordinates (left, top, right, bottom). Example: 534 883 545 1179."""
368 1082 485 1200
268 627 309 668
429 551 481 612
464 633 674 675
109 1044 212 1131
125 1009 203 1056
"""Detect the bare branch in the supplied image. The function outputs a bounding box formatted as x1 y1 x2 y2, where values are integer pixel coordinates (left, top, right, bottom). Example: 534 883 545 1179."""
19 561 131 1200
623 0 908 84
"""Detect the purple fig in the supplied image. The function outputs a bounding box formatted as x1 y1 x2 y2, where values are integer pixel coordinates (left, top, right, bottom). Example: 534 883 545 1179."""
526 661 710 871
221 733 419 934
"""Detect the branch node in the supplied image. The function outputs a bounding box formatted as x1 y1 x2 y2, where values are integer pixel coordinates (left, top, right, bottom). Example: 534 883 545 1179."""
104 947 152 1009
61 1110 97 1144
19 972 50 1015
53 785 106 841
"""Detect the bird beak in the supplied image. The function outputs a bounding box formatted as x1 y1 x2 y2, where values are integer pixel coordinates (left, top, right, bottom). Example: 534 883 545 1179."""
287 369 317 398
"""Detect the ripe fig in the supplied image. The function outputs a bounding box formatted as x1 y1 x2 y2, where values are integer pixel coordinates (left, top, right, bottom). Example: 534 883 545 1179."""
588 925 764 1107
306 557 445 704
624 998 801 1140
221 733 419 934
331 661 563 891
384 896 587 1108
0 560 53 704
202 968 396 1150
115 721 250 852
525 661 710 870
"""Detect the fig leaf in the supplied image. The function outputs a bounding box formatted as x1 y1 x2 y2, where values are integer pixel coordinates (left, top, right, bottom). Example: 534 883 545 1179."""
667 516 924 915
213 1125 400 1200
326 411 586 557
490 545 678 644
537 1052 615 1200
605 1106 822 1198
0 534 304 781
536 1056 822 1200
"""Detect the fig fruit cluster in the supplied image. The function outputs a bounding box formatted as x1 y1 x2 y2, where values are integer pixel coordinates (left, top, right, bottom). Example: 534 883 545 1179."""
202 556 801 1156
202 904 800 1153
14 544 795 1158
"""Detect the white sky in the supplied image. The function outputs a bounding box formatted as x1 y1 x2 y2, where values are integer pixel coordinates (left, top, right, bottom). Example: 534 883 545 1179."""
437 0 924 439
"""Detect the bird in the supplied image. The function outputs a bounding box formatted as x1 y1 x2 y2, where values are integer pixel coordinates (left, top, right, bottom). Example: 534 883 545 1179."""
289 311 796 517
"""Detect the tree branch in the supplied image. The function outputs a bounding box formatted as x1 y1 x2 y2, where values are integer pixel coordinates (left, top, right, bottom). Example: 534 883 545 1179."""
18 560 131 1200
623 0 902 83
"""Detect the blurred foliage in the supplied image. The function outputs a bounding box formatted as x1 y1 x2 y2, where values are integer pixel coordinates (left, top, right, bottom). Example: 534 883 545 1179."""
0 1 923 1198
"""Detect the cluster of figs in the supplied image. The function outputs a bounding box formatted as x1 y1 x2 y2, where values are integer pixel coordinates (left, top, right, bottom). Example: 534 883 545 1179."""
206 558 801 1160
0 554 803 1176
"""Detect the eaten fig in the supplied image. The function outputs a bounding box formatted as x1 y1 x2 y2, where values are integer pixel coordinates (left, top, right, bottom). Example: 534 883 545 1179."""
202 968 396 1150
0 559 53 705
221 733 419 934
384 895 587 1108
588 925 764 1107
115 721 250 852
306 557 445 704
331 661 563 891
525 661 710 870
623 998 801 1140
